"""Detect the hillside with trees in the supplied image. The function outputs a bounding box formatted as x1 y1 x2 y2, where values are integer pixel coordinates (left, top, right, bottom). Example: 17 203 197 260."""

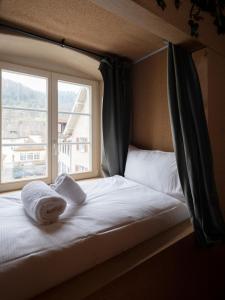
2 79 77 111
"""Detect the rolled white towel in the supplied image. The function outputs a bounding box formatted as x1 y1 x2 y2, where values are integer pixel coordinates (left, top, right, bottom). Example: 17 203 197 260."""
21 181 67 225
50 173 86 205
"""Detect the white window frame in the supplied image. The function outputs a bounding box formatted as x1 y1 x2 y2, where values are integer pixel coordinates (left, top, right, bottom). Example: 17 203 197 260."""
51 72 100 181
0 62 100 192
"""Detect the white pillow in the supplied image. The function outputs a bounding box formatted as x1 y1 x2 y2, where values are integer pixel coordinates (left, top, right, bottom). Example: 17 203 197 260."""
124 145 185 201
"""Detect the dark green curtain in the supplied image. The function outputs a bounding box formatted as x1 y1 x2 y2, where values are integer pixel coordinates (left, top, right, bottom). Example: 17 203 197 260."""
167 43 225 246
99 56 132 176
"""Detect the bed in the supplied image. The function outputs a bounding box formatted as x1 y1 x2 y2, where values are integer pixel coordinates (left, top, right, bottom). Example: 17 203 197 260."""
0 175 189 300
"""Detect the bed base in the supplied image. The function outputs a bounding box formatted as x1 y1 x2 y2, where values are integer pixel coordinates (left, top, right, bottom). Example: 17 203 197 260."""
33 220 202 300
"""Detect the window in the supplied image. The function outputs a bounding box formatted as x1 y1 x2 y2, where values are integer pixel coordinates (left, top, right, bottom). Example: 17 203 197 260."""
0 63 100 192
57 81 91 175
76 137 88 153
20 153 26 161
19 152 41 162
33 152 40 160
26 153 34 161
1 69 48 184
75 164 88 172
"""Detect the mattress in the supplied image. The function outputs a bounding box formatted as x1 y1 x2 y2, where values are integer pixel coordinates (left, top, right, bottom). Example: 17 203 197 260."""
0 175 189 300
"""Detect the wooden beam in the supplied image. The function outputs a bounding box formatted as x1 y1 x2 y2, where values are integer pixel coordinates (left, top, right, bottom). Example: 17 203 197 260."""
90 0 197 45
91 0 225 56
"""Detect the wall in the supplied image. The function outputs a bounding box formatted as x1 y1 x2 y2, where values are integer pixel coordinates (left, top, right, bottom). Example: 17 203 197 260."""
86 233 225 300
192 48 225 213
132 49 173 151
131 48 208 151
207 49 225 213
192 49 208 120
0 34 102 81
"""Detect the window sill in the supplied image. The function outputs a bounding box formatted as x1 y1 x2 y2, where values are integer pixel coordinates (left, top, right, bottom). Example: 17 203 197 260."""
0 176 103 196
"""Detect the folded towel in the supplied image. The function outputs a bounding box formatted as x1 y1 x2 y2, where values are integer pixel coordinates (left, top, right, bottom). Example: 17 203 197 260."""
21 181 67 225
50 173 86 205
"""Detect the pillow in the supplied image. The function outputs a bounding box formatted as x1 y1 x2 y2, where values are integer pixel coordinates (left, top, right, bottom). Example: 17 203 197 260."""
124 145 185 201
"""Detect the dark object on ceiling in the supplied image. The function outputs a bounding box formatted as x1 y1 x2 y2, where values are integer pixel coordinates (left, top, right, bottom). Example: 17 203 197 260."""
156 0 225 37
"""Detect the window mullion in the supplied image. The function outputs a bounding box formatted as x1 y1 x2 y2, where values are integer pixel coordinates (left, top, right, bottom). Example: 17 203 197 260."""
51 73 58 182
46 72 52 184
0 69 2 184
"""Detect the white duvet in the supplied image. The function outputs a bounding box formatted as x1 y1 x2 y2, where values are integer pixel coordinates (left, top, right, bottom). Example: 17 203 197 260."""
0 176 189 300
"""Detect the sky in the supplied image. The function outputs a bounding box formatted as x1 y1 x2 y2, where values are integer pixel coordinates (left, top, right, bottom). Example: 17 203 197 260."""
2 70 82 94
58 80 81 93
2 70 47 93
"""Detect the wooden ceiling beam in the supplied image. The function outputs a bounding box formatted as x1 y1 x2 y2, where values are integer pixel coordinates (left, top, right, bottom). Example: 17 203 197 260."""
90 0 195 44
91 0 225 56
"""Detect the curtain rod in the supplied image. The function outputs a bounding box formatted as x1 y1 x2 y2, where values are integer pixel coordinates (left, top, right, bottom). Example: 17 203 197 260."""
134 41 206 64
0 22 104 61
134 45 168 64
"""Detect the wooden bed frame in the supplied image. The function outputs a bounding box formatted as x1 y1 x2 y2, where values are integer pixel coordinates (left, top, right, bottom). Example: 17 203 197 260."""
33 220 194 300
33 218 225 300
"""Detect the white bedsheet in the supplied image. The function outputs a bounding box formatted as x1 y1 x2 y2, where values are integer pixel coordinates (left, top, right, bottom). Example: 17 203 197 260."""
0 175 189 300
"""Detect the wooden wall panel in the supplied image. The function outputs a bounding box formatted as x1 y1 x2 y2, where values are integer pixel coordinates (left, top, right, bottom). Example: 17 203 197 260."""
131 48 208 152
192 49 208 120
86 234 225 300
207 49 225 214
132 49 173 152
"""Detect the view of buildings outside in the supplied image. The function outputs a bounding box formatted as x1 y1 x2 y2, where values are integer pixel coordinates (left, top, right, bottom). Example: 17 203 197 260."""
1 70 91 183
57 81 91 175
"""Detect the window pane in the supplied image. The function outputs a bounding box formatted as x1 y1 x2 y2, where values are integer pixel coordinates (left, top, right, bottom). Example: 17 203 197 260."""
2 109 47 143
58 144 91 174
1 145 47 183
58 114 90 143
58 81 90 114
2 70 47 110
1 69 48 183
